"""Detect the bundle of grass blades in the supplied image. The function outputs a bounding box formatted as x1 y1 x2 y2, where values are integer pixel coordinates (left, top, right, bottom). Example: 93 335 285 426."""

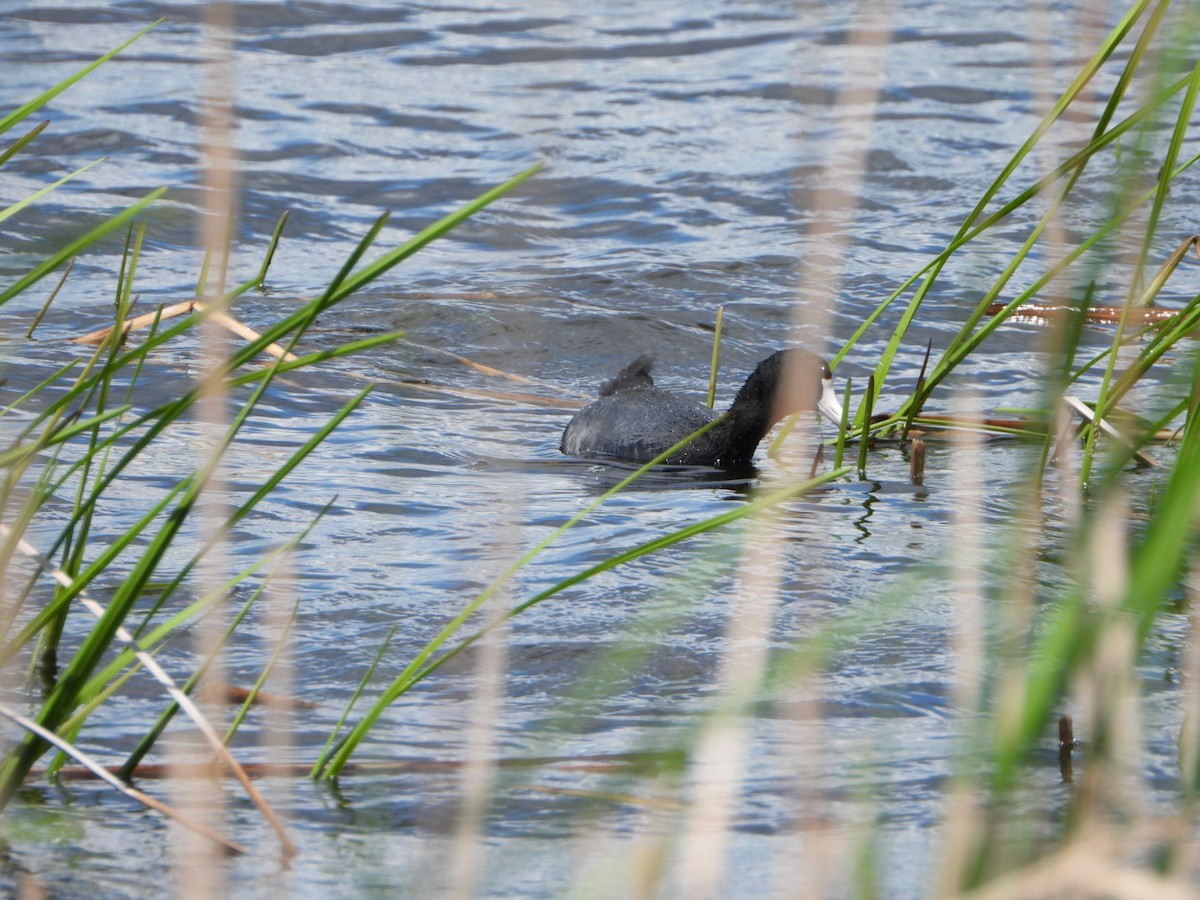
820 4 1200 895
0 20 540 859
832 1 1200 482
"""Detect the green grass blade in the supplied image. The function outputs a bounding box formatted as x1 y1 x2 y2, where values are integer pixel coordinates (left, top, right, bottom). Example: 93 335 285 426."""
317 464 850 779
0 20 162 135
0 188 167 307
0 406 130 470
0 359 80 416
256 210 289 288
706 305 724 409
119 586 267 778
0 159 105 225
327 162 543 304
0 120 48 167
310 624 399 778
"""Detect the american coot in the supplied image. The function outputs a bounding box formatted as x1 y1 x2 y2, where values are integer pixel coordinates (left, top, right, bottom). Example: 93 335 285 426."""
560 348 843 468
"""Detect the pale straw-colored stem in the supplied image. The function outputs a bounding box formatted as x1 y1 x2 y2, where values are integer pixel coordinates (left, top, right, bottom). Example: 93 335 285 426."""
0 701 246 856
71 299 299 363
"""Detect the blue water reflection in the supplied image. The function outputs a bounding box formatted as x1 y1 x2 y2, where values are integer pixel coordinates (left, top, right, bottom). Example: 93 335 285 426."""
0 2 1190 897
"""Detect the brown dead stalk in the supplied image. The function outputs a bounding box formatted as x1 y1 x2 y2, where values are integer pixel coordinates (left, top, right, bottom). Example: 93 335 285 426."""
71 299 299 363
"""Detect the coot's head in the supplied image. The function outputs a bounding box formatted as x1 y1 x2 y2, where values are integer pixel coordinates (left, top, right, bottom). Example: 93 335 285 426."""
735 348 843 428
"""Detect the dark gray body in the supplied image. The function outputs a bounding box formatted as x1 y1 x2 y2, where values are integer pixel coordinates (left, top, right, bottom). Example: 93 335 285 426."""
560 385 720 465
560 349 840 469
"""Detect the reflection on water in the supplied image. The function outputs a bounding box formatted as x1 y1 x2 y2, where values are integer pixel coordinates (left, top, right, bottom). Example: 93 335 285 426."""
0 1 1191 897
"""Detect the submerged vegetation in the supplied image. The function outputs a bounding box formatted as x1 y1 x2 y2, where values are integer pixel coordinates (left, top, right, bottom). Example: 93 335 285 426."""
3 1 1200 895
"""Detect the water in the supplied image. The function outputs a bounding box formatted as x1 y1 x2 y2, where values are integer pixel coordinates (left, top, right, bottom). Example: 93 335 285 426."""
1 1 1195 897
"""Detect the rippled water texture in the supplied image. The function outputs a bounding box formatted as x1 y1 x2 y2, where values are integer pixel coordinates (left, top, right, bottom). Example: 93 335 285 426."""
1 2 1195 898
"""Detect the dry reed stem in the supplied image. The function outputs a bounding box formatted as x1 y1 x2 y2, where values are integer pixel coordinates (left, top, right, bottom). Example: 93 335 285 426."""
674 508 788 900
950 391 986 716
206 307 297 361
1058 714 1076 782
779 4 893 898
399 336 591 400
1173 566 1200 880
402 339 534 383
70 299 198 343
1071 490 1141 829
397 379 583 408
16 873 45 900
434 434 564 889
448 518 514 900
40 752 667 781
70 299 299 362
0 702 246 855
1051 396 1081 467
400 339 592 401
955 822 1194 900
986 303 1185 324
257 555 298 801
934 392 987 898
0 525 296 857
909 436 926 483
1062 395 1157 466
180 3 241 888
71 304 588 412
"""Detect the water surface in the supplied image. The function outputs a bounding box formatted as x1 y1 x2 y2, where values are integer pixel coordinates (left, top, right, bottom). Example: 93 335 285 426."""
1 2 1194 897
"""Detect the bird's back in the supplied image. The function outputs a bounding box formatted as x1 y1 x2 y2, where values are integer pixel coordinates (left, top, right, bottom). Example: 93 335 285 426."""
560 389 717 462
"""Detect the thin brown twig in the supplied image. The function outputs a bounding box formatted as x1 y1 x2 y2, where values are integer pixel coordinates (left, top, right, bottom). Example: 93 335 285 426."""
71 299 198 344
403 339 535 382
0 702 246 856
68 305 593 410
399 379 584 408
401 339 591 399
